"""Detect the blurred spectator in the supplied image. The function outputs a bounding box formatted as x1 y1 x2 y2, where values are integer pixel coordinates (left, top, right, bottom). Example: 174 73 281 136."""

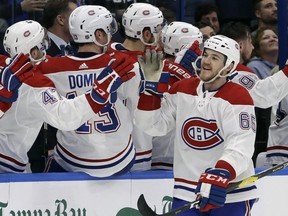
42 0 78 56
195 20 215 42
194 2 220 33
252 0 277 36
221 21 254 64
247 26 278 79
179 0 215 24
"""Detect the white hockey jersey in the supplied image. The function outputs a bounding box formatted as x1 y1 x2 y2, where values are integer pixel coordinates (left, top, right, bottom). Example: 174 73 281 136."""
109 42 153 171
135 77 258 203
38 52 139 177
266 94 288 164
0 70 103 173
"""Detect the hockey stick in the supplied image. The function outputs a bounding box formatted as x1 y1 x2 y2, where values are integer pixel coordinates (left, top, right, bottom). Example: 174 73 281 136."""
137 160 288 216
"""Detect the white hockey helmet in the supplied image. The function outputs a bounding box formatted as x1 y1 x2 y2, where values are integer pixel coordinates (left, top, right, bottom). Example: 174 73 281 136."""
69 5 117 47
122 3 165 45
204 35 240 73
161 21 203 56
3 20 49 61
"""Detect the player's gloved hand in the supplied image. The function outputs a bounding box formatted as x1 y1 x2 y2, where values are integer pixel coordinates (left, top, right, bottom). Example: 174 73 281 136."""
0 85 18 103
174 40 202 75
139 72 170 97
138 47 164 81
89 59 127 105
110 53 135 82
165 61 193 80
195 168 230 212
0 53 34 91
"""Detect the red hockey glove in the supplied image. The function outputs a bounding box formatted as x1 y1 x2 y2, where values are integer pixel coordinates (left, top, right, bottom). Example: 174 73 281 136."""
110 54 135 82
166 61 193 80
0 53 33 91
195 168 230 212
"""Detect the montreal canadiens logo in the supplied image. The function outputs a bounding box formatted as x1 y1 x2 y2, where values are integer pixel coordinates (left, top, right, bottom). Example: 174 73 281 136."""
181 117 223 150
23 30 31 37
88 10 95 16
143 10 150 15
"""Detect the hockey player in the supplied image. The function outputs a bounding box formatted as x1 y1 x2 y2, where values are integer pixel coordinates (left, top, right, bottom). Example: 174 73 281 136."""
0 20 133 173
39 5 137 177
135 35 257 215
109 2 166 170
152 21 203 170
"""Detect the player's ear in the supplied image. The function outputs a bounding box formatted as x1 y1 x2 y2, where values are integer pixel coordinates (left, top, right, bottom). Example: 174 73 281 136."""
238 41 244 53
94 29 106 45
142 28 153 42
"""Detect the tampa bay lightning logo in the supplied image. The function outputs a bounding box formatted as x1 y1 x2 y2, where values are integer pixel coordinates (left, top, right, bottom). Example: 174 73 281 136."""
181 117 224 150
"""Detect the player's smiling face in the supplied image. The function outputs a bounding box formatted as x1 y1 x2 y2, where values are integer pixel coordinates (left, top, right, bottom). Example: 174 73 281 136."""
199 48 226 82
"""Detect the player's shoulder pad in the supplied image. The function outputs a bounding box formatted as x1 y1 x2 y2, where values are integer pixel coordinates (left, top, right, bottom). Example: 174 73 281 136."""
215 82 253 105
169 77 200 95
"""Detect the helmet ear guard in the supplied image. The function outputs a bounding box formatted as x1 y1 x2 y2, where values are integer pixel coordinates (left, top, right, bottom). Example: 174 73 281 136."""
3 20 48 62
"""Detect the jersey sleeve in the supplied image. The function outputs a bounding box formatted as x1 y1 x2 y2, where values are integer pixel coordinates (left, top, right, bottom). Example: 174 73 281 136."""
233 70 288 108
25 85 97 131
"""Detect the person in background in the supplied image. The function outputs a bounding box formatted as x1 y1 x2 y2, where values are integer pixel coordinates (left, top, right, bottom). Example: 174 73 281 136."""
247 26 278 79
252 0 277 36
194 2 220 33
195 20 216 42
109 2 166 171
135 35 257 215
221 21 254 65
0 20 126 173
42 0 78 56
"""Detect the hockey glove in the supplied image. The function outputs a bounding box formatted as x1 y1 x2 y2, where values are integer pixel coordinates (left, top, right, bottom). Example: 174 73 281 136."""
110 53 135 82
138 47 164 81
0 85 18 103
139 72 170 97
175 40 202 75
89 60 124 105
0 53 33 91
195 168 230 212
166 61 193 80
